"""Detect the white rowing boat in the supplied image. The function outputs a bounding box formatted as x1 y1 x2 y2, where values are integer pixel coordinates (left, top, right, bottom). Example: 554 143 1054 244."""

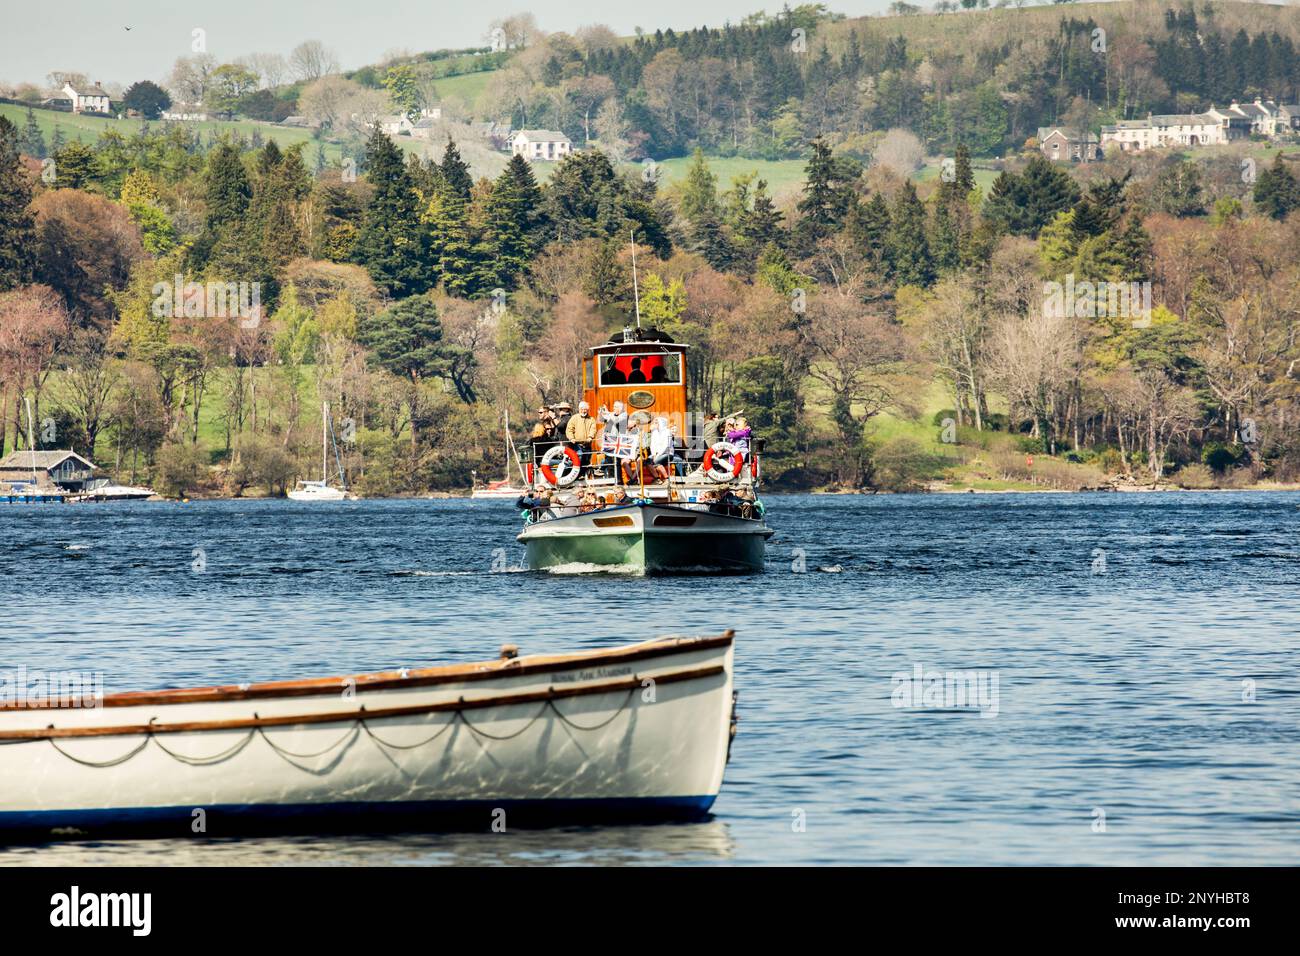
0 632 737 839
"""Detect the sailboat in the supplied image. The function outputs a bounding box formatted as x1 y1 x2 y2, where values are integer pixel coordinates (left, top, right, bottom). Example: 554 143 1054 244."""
288 402 355 501
471 410 528 499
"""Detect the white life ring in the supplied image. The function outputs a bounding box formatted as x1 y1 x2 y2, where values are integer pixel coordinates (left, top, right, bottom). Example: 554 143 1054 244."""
702 441 743 483
539 445 582 487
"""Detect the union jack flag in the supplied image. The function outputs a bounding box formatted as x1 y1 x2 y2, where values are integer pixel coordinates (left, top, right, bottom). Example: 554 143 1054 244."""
603 432 640 460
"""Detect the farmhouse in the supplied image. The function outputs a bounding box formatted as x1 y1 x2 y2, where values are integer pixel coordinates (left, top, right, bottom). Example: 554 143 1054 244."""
61 82 111 115
1037 127 1101 162
374 114 414 136
508 129 573 162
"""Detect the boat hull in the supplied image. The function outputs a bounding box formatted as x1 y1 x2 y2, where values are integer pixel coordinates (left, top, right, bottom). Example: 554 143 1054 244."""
0 634 735 839
517 503 771 574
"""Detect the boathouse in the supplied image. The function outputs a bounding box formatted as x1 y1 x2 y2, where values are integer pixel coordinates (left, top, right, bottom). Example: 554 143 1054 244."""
0 450 96 491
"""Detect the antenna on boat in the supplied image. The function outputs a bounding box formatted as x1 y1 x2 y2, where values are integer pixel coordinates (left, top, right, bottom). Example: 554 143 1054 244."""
630 228 641 330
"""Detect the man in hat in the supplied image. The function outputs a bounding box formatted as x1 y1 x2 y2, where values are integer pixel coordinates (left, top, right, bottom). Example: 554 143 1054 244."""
550 402 574 442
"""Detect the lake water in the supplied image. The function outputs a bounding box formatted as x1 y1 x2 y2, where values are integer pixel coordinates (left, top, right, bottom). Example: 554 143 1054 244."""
1 492 1297 865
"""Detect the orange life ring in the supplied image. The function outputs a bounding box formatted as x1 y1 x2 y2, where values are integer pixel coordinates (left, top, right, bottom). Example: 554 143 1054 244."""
539 445 582 487
703 442 743 482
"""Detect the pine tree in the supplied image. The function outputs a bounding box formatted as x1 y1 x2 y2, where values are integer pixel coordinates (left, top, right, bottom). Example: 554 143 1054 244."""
256 139 282 179
353 128 432 297
426 179 475 297
502 153 544 239
438 136 473 202
889 182 934 288
476 169 531 291
796 137 841 244
583 239 629 306
49 125 65 155
204 143 251 231
680 148 719 222
738 179 785 258
21 107 46 159
1253 155 1300 221
847 192 892 276
0 116 37 291
931 200 960 275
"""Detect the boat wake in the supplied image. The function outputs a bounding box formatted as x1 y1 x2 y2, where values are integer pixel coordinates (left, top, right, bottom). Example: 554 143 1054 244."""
544 562 645 576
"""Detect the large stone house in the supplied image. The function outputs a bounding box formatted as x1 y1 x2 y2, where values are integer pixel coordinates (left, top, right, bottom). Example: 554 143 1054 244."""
508 129 573 162
1036 127 1101 162
61 82 111 114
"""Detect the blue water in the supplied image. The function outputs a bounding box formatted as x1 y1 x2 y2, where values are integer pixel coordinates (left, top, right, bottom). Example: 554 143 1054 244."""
1 492 1297 865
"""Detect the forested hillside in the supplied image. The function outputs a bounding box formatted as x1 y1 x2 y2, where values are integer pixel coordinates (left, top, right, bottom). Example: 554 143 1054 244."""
2 3 1300 498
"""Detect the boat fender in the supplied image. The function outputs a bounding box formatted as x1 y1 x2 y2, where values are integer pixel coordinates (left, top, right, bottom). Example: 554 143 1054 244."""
702 442 743 483
538 445 582 487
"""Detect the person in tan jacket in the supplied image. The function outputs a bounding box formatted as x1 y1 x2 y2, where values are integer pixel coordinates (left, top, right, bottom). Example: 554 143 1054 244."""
565 401 600 474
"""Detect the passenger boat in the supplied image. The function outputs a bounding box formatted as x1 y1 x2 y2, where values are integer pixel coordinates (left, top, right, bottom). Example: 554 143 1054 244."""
0 632 737 839
516 322 774 574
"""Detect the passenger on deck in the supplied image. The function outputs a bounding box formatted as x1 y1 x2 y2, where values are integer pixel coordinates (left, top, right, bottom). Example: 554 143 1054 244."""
530 407 558 458
550 402 574 441
649 417 680 480
599 401 628 480
566 401 600 475
726 416 752 454
579 490 600 513
515 490 553 519
626 357 648 384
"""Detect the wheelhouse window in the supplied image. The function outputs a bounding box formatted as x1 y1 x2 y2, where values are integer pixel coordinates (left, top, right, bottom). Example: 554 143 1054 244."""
598 352 682 386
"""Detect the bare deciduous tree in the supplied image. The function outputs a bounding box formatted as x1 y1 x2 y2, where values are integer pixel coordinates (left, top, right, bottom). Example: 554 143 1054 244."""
289 41 340 83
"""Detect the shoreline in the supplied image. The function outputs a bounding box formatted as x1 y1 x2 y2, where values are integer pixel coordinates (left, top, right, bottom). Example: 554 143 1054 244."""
40 483 1300 503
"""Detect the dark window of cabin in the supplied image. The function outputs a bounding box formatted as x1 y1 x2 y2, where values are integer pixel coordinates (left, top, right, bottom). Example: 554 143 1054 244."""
598 352 681 387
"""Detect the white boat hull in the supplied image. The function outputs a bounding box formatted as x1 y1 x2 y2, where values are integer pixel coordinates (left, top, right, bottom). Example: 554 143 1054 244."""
0 634 736 837
287 483 350 501
471 485 527 500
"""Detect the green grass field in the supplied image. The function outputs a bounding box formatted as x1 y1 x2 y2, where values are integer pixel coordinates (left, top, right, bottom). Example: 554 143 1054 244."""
434 71 496 113
0 103 348 163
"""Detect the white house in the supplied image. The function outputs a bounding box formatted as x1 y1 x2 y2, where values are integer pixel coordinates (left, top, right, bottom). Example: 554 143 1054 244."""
376 114 414 136
508 129 572 162
62 82 110 115
1099 119 1157 152
1147 113 1230 147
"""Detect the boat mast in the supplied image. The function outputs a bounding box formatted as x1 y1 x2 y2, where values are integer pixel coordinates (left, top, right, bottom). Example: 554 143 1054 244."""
503 409 510 482
322 401 328 483
630 229 641 330
24 396 36 484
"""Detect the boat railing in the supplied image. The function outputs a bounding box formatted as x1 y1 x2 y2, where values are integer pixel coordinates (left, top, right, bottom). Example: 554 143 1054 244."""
521 432 763 492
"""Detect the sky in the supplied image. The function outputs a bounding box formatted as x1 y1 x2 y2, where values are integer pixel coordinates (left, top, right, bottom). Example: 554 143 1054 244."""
0 0 891 88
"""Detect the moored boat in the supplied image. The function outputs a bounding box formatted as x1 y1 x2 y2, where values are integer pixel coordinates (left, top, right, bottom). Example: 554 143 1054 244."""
288 402 356 501
0 631 737 839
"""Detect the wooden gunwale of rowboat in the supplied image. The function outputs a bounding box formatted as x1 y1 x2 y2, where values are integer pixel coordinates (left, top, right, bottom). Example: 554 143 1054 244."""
0 632 735 713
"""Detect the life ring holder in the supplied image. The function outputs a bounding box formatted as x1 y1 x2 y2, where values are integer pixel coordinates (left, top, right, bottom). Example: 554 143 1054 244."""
539 445 583 487
701 442 744 483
